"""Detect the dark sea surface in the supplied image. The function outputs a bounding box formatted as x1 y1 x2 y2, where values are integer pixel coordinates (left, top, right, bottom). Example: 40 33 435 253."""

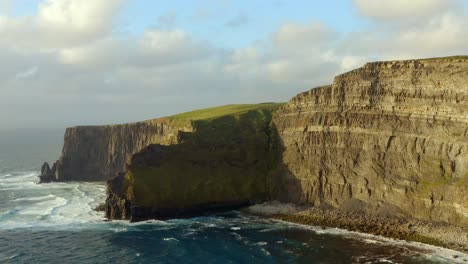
0 129 466 264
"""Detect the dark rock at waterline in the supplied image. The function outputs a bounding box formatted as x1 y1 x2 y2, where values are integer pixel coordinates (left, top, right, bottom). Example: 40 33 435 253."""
39 162 57 183
94 203 106 212
105 172 131 220
41 162 52 175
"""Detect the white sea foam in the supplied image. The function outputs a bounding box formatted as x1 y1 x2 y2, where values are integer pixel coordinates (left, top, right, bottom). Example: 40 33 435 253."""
1 172 467 263
163 237 179 242
276 219 468 264
111 227 128 233
13 194 57 201
249 201 468 263
0 171 107 230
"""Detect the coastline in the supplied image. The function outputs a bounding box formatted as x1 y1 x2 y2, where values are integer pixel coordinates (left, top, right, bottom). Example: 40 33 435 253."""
245 202 468 254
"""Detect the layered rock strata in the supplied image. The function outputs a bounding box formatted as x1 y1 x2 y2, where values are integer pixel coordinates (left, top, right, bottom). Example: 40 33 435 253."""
272 57 468 228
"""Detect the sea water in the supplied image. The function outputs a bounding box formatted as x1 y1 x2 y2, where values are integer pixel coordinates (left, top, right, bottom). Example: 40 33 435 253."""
0 130 466 264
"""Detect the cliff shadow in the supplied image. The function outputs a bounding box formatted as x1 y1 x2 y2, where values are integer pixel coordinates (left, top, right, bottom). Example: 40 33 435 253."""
107 107 293 220
265 123 306 206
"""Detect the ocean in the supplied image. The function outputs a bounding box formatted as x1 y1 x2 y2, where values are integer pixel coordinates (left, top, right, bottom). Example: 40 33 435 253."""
0 129 466 264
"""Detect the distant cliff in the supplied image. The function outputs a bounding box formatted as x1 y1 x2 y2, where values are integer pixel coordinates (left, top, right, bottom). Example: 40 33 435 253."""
40 119 193 182
272 57 468 227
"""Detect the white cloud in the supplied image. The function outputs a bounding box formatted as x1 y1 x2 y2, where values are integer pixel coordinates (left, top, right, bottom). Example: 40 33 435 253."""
353 0 454 20
0 0 124 49
58 37 131 66
336 10 468 60
38 0 123 35
137 29 212 66
0 1 467 129
395 13 468 54
15 66 39 80
0 0 11 14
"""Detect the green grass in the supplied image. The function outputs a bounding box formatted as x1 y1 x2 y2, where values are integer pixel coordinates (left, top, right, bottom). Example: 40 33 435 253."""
168 103 285 122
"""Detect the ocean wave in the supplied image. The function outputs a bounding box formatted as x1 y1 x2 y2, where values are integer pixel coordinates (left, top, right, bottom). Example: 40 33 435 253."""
13 194 57 202
0 171 107 230
1 171 466 264
275 219 468 264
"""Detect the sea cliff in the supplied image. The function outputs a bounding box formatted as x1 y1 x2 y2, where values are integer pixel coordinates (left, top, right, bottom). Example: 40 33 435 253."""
40 119 193 182
40 56 467 234
105 103 284 220
272 57 468 227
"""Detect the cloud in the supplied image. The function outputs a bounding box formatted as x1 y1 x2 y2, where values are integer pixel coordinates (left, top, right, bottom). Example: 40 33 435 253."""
136 29 213 67
38 0 123 34
224 21 341 95
225 12 249 28
0 1 466 129
15 66 39 80
58 37 132 67
0 0 11 14
0 0 124 48
353 0 455 20
335 10 468 60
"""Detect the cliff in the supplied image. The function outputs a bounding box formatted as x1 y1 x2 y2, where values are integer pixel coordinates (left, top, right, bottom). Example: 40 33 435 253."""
42 56 467 230
40 119 193 182
272 56 468 228
105 103 284 220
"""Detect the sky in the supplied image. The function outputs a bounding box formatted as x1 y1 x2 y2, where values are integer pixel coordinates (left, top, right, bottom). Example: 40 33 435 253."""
0 0 467 130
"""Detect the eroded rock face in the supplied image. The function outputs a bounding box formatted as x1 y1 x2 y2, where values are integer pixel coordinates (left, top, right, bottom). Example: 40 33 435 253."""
44 119 193 182
272 57 468 227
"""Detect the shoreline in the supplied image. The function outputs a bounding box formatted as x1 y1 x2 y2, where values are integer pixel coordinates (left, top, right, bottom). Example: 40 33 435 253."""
245 203 468 254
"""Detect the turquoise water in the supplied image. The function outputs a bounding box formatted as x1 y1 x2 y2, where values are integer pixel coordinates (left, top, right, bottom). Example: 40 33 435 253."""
0 130 466 263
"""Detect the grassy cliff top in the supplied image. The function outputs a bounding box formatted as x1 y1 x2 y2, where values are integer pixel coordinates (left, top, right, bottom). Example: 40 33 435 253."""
167 103 285 122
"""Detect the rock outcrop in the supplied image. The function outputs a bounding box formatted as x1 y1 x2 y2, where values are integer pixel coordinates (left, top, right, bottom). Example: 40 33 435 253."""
105 104 283 221
39 162 57 183
40 119 193 182
272 57 468 228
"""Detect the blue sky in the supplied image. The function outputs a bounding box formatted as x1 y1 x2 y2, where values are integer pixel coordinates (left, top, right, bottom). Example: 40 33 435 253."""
0 0 466 129
122 0 366 48
10 0 367 48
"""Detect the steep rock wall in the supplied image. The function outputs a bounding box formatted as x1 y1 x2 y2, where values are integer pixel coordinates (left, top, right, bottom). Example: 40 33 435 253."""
105 106 283 221
273 57 468 227
49 119 193 181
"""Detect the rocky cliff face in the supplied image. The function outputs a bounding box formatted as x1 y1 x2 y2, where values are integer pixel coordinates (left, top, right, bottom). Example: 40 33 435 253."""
105 104 283 221
272 57 468 227
42 119 193 182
